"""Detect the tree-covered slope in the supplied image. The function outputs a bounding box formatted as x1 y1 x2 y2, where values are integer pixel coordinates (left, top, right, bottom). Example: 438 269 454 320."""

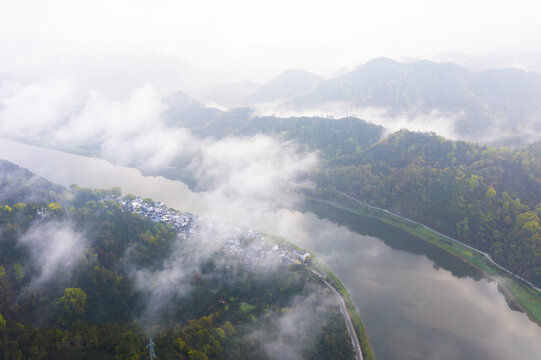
0 160 356 360
316 130 541 285
164 100 384 160
288 57 541 145
162 98 541 287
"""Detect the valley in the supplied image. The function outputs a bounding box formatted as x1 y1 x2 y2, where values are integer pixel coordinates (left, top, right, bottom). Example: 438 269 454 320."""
0 159 362 359
2 139 541 359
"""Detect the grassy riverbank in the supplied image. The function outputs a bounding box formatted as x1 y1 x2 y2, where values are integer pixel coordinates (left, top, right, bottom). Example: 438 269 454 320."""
313 258 376 360
308 194 541 327
270 236 376 360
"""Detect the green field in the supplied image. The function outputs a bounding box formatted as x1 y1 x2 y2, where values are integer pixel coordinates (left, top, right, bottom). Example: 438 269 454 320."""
310 194 541 327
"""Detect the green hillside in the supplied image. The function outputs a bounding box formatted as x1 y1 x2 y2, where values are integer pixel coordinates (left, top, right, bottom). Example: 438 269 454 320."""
0 160 356 360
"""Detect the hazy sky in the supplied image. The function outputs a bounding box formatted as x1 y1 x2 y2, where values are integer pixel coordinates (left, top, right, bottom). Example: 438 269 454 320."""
1 0 540 87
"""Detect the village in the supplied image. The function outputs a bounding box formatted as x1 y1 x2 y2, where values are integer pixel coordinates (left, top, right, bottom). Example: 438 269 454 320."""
111 195 197 236
106 195 311 268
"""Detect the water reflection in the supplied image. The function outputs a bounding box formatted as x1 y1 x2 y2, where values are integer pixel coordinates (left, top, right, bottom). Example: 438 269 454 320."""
0 139 205 214
285 204 541 360
301 199 485 281
1 139 541 360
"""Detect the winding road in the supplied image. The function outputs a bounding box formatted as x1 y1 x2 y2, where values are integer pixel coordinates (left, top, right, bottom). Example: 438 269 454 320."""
311 269 363 360
337 191 541 295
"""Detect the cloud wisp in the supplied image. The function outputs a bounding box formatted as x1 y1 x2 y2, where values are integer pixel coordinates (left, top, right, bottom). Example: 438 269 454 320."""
249 288 338 360
18 220 88 287
0 77 321 331
0 78 318 220
129 223 230 326
251 101 462 141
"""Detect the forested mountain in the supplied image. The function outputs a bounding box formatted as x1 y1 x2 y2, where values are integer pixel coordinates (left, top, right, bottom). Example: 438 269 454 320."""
158 100 541 287
315 131 541 285
14 83 541 297
195 70 323 108
194 58 541 146
0 160 355 359
195 81 260 108
243 70 323 105
164 95 383 159
287 57 541 145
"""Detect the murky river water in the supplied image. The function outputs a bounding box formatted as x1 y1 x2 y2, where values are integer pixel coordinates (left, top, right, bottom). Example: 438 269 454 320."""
1 139 540 360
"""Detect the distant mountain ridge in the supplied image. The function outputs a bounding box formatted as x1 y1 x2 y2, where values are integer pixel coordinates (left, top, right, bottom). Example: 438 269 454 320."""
288 57 541 145
194 57 541 146
196 69 323 107
244 69 323 104
433 52 541 74
193 81 260 108
160 94 541 288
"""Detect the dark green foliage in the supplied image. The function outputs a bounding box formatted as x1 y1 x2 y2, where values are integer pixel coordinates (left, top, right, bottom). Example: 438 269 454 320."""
0 162 355 359
315 130 541 286
309 311 355 360
162 96 541 286
57 288 87 327
164 99 541 286
164 102 384 160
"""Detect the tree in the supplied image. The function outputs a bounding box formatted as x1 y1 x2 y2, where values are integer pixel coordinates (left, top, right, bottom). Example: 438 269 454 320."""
57 288 87 327
188 350 209 360
142 198 154 207
223 321 235 336
47 202 63 214
13 202 26 211
13 263 23 282
486 186 496 198
114 331 144 360
110 187 122 197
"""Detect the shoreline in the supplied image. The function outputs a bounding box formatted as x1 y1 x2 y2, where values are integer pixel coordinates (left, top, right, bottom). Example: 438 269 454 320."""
0 139 377 359
306 192 541 327
270 236 376 360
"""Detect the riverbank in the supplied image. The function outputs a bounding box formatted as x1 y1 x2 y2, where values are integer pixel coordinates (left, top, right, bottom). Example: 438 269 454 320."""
3 138 541 358
307 193 541 327
271 236 375 360
313 259 375 360
5 138 376 358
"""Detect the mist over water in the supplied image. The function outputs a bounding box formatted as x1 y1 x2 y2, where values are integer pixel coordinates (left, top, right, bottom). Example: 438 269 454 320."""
2 2 541 358
1 139 541 360
291 202 541 360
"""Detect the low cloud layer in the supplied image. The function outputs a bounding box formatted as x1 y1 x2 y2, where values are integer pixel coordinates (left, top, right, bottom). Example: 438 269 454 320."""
194 135 317 218
251 100 541 146
0 77 321 331
0 77 318 221
130 223 229 324
18 221 88 287
249 288 337 360
251 101 462 141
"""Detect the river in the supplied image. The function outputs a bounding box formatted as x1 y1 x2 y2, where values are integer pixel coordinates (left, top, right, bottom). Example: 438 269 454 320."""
1 138 541 360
